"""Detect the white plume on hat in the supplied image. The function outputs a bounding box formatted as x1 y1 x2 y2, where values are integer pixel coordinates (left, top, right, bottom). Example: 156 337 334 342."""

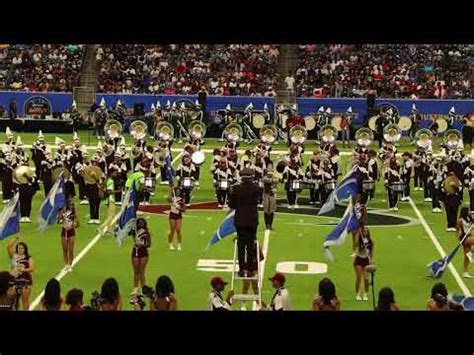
449 106 455 114
180 102 186 110
172 102 177 110
116 99 122 107
387 108 393 115
72 100 77 108
120 136 126 146
412 103 417 111
38 130 45 140
151 103 155 111
325 107 332 114
16 136 23 146
346 106 353 113
292 104 297 111
6 126 13 138
318 106 324 113
73 131 80 142
225 104 231 111
156 101 161 109
264 103 269 111
166 100 171 107
99 98 106 107
246 102 254 110
96 142 103 151
55 137 65 146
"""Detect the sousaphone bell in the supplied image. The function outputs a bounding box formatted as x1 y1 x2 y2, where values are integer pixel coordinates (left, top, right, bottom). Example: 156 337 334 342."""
83 165 104 185
52 167 71 184
12 166 35 185
155 121 175 141
130 120 148 140
104 119 123 139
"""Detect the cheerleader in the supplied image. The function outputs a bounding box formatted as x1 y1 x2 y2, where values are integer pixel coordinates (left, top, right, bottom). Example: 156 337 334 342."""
353 222 373 301
7 236 34 310
457 207 474 278
176 153 196 207
283 158 304 209
131 218 151 294
400 152 414 201
168 187 185 251
464 160 474 213
213 159 233 208
58 198 79 272
384 155 401 211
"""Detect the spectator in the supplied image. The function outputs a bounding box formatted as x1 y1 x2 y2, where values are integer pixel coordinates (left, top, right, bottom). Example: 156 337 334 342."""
427 283 450 311
376 287 399 311
150 275 177 311
100 277 122 311
312 277 341 311
285 72 295 93
0 271 16 311
41 278 63 310
65 288 84 311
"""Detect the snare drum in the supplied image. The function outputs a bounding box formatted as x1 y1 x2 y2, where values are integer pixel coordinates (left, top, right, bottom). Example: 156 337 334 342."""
306 179 319 190
390 182 405 192
182 177 193 189
324 180 336 192
145 177 155 189
362 180 375 192
290 180 301 191
218 179 229 190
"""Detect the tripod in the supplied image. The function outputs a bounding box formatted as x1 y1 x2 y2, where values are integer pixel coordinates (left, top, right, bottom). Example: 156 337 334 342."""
365 264 377 310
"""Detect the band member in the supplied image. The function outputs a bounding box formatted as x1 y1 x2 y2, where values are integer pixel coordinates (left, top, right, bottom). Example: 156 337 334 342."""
99 168 120 235
184 137 201 186
59 198 79 272
400 152 414 201
313 277 341 311
31 130 47 181
283 158 304 209
354 156 371 205
228 168 259 278
367 150 378 200
288 142 304 167
446 151 464 181
375 109 389 148
131 218 151 294
7 236 34 310
353 222 373 301
252 151 266 206
0 128 15 204
12 137 28 167
428 116 439 137
18 165 40 222
86 161 104 225
285 110 305 143
409 104 423 143
227 150 239 183
41 151 54 196
413 146 426 191
156 140 171 185
428 157 444 213
70 132 88 204
306 154 321 205
340 107 353 148
262 169 278 230
176 153 196 207
464 160 474 213
255 140 272 167
457 207 474 278
207 276 234 311
320 159 335 204
422 152 434 201
447 106 456 129
384 155 401 211
168 187 185 251
261 272 291 311
321 140 340 179
70 100 82 132
443 172 462 232
213 158 233 208
94 98 108 139
210 148 222 175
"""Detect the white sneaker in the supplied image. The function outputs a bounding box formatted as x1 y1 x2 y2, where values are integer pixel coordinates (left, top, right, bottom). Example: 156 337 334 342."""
169 244 175 251
451 228 457 232
435 208 442 213
288 205 294 210
350 252 356 258
115 202 122 206
95 220 101 225
393 207 398 211
177 244 182 251
462 272 474 279
80 200 89 205
257 204 263 208
150 192 155 196
240 305 247 311
424 198 432 202
356 294 362 301
400 197 407 202
160 181 168 185
217 204 222 208
195 181 200 186
362 294 368 301
87 220 95 224
64 264 70 271
19 217 26 223
294 204 299 209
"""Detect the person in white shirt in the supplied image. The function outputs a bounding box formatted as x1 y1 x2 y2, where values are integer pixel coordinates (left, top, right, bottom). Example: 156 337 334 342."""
207 276 234 311
262 273 291 311
285 74 295 93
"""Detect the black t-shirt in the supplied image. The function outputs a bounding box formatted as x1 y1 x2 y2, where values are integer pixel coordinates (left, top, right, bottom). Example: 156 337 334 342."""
366 92 376 108
197 91 207 107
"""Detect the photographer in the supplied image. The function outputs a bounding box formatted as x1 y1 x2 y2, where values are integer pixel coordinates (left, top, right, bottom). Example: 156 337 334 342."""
148 275 177 311
0 271 16 311
41 278 63 311
100 277 122 311
65 288 84 311
427 283 452 311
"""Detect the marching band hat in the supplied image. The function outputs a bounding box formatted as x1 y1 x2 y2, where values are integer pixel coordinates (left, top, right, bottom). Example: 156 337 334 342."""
318 106 324 113
449 106 456 114
225 104 231 111
412 103 417 111
73 131 80 143
72 100 77 109
268 272 286 285
172 102 177 110
346 106 353 113
55 137 65 146
240 168 255 179
211 276 228 288
6 126 14 138
99 98 106 108
166 100 171 108
195 100 201 108
38 130 45 140
325 107 332 114
16 136 23 146
151 103 155 111
156 101 161 109
263 103 269 111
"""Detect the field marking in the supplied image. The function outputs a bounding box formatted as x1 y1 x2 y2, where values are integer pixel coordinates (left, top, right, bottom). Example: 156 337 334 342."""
252 229 270 310
29 152 183 310
408 197 471 297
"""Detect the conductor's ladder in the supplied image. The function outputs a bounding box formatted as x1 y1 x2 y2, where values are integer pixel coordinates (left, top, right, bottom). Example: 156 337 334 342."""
230 238 262 310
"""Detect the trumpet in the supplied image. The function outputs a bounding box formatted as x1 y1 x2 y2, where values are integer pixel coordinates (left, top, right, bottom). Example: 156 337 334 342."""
130 120 148 140
383 124 401 143
155 121 175 142
259 124 278 144
104 119 123 139
355 127 374 147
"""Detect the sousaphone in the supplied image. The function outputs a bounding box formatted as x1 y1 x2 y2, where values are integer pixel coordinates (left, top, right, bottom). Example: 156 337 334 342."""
355 127 374 147
252 113 265 129
188 120 207 140
415 129 433 150
383 124 401 143
130 120 148 140
83 165 104 184
104 119 123 139
155 121 174 141
444 129 462 150
397 116 412 131
52 167 71 183
289 125 308 144
224 123 243 142
259 124 278 144
319 125 338 144
12 166 35 185
444 175 461 195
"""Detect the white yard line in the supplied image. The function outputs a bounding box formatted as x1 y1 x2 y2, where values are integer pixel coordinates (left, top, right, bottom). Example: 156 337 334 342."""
29 152 183 310
408 197 471 297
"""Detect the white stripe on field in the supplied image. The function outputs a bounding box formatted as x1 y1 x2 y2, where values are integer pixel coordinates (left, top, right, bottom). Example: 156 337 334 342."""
408 197 471 297
29 152 183 310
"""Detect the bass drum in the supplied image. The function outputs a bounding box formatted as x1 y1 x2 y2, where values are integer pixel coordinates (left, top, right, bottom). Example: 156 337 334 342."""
304 115 316 131
331 116 342 131
252 113 265 129
368 116 378 131
191 150 205 166
436 118 448 133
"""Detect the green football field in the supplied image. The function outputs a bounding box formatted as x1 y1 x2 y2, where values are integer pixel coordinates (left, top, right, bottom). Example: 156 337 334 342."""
0 131 472 310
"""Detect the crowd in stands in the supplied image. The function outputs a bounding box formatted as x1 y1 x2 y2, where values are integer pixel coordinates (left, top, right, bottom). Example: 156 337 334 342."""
295 44 472 99
0 44 84 92
96 44 279 96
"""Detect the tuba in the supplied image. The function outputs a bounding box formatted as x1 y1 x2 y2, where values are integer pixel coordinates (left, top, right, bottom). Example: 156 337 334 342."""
289 125 307 144
130 120 148 140
355 127 374 147
383 124 402 143
414 128 434 150
188 120 207 141
444 175 461 195
444 129 462 150
83 165 104 185
259 124 278 144
224 122 243 142
319 125 338 144
52 167 71 184
12 165 35 185
104 119 123 139
155 121 175 141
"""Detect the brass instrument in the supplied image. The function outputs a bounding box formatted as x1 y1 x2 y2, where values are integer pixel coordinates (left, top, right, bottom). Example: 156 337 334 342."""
12 166 35 185
155 121 175 141
355 127 374 147
289 125 307 145
52 167 71 183
383 124 401 143
102 142 114 157
303 115 316 131
444 129 462 150
397 116 412 131
414 129 433 150
318 125 338 144
331 116 343 131
444 175 461 195
368 116 378 131
252 113 266 129
104 119 123 139
188 120 207 141
83 165 104 185
259 124 278 144
224 123 243 143
129 120 148 140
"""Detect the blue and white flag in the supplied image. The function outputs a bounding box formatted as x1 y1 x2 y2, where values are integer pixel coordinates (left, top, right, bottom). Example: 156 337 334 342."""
427 243 462 278
318 168 360 215
165 154 175 186
0 192 20 240
114 182 138 246
323 200 360 261
37 177 66 231
206 210 236 250
450 294 474 310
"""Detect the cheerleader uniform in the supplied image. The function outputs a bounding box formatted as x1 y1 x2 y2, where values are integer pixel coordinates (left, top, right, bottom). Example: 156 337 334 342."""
11 254 32 286
169 195 185 220
61 208 76 239
354 228 373 268
132 228 151 259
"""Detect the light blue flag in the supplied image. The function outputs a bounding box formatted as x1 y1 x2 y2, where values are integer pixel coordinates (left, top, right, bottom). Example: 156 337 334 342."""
318 169 360 215
114 182 138 246
37 177 66 231
0 192 20 240
427 243 463 278
165 154 175 186
451 294 474 310
207 210 236 249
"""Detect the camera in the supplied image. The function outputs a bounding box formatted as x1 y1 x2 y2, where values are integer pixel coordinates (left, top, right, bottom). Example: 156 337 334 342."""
82 291 102 311
433 293 448 308
130 294 146 310
142 285 156 299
